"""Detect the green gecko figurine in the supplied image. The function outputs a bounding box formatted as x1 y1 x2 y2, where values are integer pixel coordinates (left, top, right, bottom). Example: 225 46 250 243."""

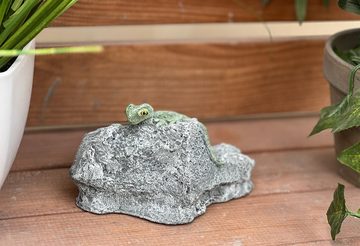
125 103 223 167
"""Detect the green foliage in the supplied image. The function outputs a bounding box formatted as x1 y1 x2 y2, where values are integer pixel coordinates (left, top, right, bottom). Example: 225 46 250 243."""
310 91 360 134
311 64 360 240
310 95 350 136
335 46 360 65
0 0 79 71
260 0 329 23
310 64 360 135
338 0 360 15
327 184 360 240
327 184 348 240
338 142 360 173
295 0 307 25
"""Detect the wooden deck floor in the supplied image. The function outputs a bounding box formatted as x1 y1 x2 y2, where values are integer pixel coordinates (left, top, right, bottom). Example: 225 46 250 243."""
1 116 360 245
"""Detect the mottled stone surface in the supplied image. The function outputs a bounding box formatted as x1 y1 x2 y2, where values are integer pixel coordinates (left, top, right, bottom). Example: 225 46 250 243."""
70 117 255 224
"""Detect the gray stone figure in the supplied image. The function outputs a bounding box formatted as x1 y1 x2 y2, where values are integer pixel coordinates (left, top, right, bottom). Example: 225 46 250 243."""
70 103 255 224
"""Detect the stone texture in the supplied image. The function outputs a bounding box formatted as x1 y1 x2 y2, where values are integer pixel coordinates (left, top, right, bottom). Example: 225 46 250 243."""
70 117 255 224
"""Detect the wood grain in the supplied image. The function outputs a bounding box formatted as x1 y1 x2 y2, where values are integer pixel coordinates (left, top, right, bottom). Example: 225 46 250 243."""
1 170 359 245
52 0 360 26
14 116 332 172
1 208 360 245
30 40 329 127
0 117 358 245
1 148 343 220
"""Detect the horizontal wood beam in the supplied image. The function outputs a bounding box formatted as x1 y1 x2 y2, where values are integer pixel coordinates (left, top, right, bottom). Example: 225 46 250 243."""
29 40 329 128
52 0 360 26
38 21 360 46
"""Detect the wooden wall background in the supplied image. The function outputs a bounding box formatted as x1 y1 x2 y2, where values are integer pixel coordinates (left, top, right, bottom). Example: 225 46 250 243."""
30 0 360 128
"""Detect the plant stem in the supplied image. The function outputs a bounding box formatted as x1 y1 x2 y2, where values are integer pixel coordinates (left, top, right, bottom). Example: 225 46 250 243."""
348 64 360 96
347 211 360 219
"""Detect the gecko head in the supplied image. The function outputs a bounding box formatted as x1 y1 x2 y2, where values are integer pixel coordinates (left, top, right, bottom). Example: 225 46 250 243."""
125 103 154 124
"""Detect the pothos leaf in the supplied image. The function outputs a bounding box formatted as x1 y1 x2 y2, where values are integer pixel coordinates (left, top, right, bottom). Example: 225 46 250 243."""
332 91 360 132
311 64 360 135
338 0 360 15
309 95 350 136
338 141 360 173
327 184 348 240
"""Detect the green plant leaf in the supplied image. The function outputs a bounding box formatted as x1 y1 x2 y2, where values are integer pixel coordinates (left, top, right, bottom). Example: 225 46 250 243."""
327 184 348 240
338 141 360 173
327 184 360 240
0 0 79 69
0 0 40 46
311 90 360 135
309 95 350 136
295 0 307 24
0 1 13 27
338 0 360 15
11 0 24 11
332 91 360 132
310 64 360 135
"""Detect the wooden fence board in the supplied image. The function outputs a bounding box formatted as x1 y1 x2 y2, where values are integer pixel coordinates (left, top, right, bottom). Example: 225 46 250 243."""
30 40 329 127
53 0 360 26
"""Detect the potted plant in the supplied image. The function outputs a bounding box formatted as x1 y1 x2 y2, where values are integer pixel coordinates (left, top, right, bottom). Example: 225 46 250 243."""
0 0 102 190
310 0 360 240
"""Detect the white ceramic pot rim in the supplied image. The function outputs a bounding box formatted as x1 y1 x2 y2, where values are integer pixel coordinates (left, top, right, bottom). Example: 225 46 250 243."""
0 40 35 77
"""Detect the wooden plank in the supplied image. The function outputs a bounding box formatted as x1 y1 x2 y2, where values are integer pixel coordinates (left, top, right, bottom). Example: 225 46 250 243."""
30 40 329 127
14 116 332 172
1 188 359 245
0 148 347 220
1 124 356 245
52 0 360 26
13 130 85 172
37 22 360 46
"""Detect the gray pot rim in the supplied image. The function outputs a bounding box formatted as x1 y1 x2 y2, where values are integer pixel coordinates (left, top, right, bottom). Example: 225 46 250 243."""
324 28 360 94
325 28 359 70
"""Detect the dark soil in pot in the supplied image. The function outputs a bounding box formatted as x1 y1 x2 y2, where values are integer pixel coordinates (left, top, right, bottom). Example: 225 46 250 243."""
324 28 360 187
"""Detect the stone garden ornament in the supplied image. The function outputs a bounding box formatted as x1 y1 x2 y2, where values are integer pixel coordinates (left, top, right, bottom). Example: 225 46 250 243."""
70 103 255 224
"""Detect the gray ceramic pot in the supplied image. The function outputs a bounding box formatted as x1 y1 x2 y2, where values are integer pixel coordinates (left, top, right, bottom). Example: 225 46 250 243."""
324 28 360 187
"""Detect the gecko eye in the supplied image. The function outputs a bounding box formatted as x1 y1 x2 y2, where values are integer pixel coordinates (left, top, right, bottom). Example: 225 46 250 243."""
138 109 149 117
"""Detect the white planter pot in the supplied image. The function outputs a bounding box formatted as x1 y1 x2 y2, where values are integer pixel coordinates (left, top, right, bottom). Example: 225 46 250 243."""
0 40 35 189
